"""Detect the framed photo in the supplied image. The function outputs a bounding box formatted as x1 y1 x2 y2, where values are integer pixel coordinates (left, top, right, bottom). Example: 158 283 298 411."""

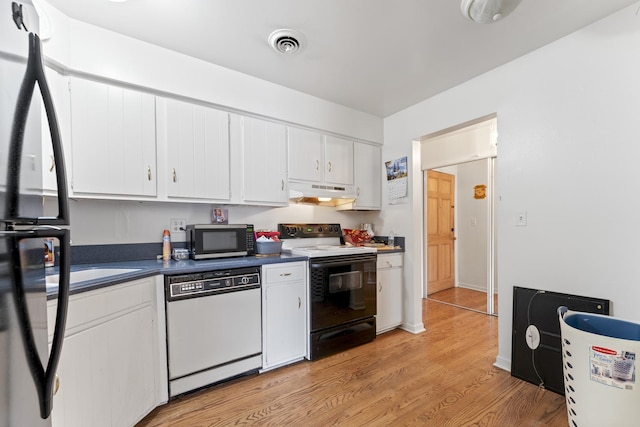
212 208 228 224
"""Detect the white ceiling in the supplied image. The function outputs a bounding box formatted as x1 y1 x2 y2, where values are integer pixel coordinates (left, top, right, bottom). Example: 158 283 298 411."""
44 0 638 118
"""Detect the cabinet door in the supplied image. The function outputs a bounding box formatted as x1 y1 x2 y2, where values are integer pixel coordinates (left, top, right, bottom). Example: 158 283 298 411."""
324 135 353 186
377 254 403 334
262 262 307 370
52 307 155 427
49 278 162 427
163 98 230 200
42 68 71 193
241 117 288 205
264 281 306 368
287 127 323 182
0 60 43 195
352 143 381 209
70 78 156 197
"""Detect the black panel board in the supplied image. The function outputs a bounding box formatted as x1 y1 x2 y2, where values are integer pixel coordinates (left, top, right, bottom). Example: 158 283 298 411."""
511 286 610 395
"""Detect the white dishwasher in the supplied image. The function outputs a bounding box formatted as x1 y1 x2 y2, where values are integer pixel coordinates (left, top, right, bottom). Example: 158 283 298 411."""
165 266 262 398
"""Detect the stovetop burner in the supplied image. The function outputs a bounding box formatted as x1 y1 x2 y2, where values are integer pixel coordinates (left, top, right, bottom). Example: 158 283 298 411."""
277 223 377 258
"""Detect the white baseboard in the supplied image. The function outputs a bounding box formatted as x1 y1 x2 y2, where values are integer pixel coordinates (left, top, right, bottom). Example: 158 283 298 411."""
400 322 426 334
494 355 511 372
458 282 487 292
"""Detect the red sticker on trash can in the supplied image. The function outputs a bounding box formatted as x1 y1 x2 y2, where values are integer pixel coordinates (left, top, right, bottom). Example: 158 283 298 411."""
592 346 618 355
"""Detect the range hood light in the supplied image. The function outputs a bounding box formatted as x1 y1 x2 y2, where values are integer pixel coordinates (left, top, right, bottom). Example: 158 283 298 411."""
317 197 332 202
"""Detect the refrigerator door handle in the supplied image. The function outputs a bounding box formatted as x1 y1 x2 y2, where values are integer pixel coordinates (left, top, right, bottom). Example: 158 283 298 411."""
4 228 70 419
6 32 69 226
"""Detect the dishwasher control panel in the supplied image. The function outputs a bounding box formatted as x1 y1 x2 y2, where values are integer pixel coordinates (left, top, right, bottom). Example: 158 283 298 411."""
165 266 260 300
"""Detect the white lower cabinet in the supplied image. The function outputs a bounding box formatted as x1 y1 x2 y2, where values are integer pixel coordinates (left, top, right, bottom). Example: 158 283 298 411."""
261 261 307 371
376 253 403 334
48 276 167 427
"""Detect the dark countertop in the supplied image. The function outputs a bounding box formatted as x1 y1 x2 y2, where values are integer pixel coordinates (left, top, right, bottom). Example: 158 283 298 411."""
46 254 308 299
375 247 405 254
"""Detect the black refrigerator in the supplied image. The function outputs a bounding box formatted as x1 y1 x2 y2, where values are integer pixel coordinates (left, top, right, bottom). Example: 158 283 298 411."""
1 1 71 426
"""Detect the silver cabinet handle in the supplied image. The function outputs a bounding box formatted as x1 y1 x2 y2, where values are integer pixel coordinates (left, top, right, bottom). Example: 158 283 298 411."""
281 179 285 191
386 261 393 267
315 159 320 170
49 154 55 172
54 375 60 396
147 166 152 181
378 282 382 292
327 161 332 172
172 168 177 183
298 297 301 309
356 186 360 196
280 272 292 277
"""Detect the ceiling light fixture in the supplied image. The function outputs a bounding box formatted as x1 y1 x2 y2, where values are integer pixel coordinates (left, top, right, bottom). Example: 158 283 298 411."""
268 29 305 55
460 0 523 24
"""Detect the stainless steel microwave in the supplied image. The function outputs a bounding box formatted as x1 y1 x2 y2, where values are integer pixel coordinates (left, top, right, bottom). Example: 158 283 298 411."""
186 224 255 260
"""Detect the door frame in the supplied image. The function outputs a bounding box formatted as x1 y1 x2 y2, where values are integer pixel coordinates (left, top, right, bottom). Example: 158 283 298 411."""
419 115 497 315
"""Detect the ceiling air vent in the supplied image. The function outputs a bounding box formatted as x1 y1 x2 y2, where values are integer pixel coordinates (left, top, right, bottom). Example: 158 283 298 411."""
460 0 522 24
268 29 305 55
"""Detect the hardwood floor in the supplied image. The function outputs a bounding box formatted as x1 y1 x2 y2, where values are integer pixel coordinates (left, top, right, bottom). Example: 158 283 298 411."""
429 287 498 314
137 300 567 426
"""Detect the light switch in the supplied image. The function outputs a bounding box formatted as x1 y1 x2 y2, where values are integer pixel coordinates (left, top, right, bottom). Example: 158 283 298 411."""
516 211 527 226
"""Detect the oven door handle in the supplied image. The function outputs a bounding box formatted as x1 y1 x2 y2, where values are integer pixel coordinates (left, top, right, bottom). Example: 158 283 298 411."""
310 257 375 269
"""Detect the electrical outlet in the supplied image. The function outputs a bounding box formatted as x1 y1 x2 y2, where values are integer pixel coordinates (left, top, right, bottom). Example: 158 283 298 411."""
170 218 186 233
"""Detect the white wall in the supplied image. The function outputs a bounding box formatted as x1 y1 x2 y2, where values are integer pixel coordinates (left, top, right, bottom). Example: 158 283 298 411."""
456 160 488 292
37 0 384 246
39 1 382 144
45 198 380 246
383 2 640 370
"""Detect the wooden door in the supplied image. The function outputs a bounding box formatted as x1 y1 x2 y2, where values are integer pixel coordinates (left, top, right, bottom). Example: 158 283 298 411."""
426 170 455 295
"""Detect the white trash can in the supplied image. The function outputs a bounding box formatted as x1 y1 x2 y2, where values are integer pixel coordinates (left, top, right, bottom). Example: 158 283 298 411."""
559 307 640 427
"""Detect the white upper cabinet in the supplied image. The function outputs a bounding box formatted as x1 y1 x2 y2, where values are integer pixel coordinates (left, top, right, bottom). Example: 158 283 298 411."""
241 116 288 206
288 127 354 187
42 67 71 194
324 135 354 186
157 98 230 201
0 60 43 195
70 77 156 197
287 127 324 183
351 142 381 210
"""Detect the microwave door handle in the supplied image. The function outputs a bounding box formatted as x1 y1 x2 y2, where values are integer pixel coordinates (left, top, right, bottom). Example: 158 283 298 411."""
6 228 70 419
6 33 69 226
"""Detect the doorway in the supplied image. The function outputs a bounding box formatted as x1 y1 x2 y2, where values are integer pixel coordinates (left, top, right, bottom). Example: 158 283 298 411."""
426 159 496 314
419 114 497 316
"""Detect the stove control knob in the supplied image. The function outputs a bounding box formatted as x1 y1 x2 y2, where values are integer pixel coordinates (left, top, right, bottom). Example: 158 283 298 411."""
318 226 323 232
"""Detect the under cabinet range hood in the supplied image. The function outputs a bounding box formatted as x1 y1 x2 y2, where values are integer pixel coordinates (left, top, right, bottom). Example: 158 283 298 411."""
288 181 356 206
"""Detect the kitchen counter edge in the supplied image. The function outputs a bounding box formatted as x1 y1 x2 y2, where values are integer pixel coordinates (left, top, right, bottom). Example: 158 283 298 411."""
46 254 309 300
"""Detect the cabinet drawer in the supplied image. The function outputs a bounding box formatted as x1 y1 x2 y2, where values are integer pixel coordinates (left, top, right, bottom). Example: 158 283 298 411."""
263 262 306 284
48 277 154 337
377 253 403 269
